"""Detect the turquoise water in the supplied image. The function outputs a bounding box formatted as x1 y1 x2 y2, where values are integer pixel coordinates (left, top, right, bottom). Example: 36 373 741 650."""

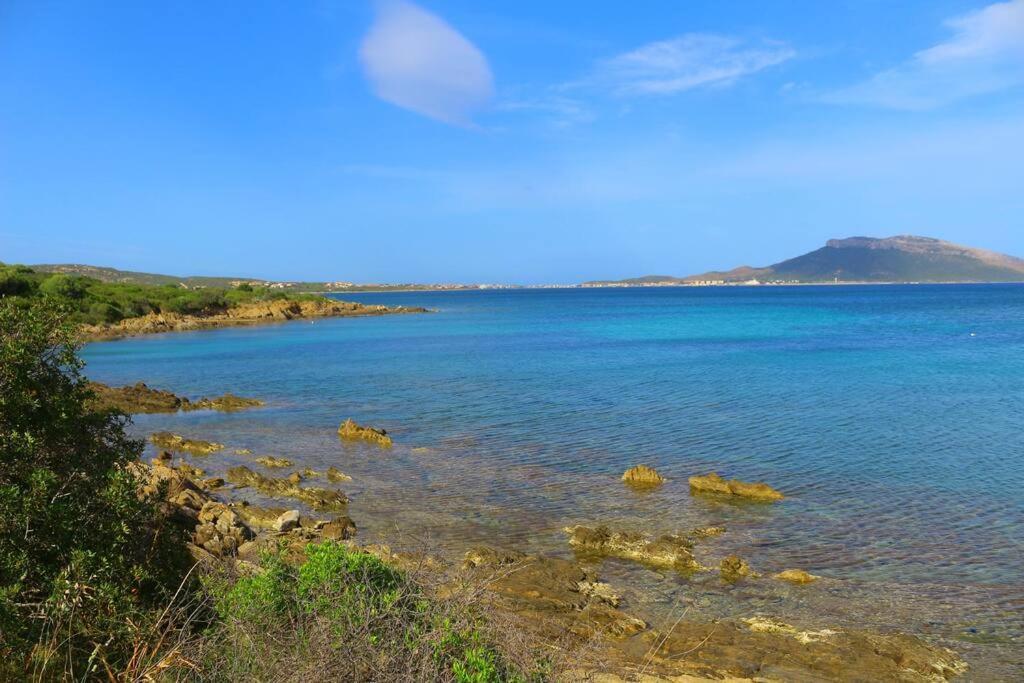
82 285 1024 669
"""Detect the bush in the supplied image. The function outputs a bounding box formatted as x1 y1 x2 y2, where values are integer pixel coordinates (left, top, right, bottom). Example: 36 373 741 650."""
194 541 544 682
39 273 87 300
0 298 190 679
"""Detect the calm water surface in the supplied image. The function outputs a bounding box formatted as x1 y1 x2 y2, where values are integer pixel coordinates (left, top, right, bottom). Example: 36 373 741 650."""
82 285 1024 675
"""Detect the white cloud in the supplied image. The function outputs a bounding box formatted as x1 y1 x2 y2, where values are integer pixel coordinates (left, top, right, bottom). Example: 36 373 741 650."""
581 33 794 96
826 0 1024 109
358 1 494 125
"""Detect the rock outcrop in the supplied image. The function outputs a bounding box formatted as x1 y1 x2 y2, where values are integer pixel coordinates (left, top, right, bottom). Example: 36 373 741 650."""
688 472 784 502
326 466 352 483
150 431 224 455
338 418 392 447
720 555 759 582
83 298 428 340
88 381 264 414
621 464 665 487
225 465 348 511
775 568 818 584
255 456 293 468
565 525 701 571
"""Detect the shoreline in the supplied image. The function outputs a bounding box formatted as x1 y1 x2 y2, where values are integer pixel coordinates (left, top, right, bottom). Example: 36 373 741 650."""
141 421 975 681
80 297 429 341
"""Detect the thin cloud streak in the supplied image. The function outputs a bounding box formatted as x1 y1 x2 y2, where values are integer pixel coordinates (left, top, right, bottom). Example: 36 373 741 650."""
576 33 795 96
824 0 1024 109
358 1 494 125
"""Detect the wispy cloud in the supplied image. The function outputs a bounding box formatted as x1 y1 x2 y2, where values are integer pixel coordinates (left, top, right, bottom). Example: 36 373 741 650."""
825 0 1024 109
577 33 795 96
494 94 596 128
358 1 494 125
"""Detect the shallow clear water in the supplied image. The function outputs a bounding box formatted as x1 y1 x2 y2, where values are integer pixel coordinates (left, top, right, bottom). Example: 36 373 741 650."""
82 285 1024 674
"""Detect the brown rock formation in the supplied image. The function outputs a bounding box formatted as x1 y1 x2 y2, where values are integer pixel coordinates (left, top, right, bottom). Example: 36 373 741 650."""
82 297 428 341
565 525 701 571
338 418 393 447
775 568 818 584
150 431 224 455
226 465 348 511
621 464 665 487
88 381 263 414
688 472 784 502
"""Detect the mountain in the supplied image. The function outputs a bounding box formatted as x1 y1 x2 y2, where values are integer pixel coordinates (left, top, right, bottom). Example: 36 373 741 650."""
584 236 1024 286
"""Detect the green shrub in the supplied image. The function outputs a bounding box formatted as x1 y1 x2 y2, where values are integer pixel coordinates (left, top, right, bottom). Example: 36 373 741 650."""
0 298 190 678
39 273 87 299
195 541 533 682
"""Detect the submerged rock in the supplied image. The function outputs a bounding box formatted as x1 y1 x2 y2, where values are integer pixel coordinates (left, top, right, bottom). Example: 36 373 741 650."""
189 393 264 412
326 466 352 483
255 455 293 468
688 472 784 502
565 525 700 571
621 464 665 487
637 616 968 681
226 465 348 511
462 545 643 641
150 431 224 456
720 555 759 582
338 418 392 447
775 568 818 584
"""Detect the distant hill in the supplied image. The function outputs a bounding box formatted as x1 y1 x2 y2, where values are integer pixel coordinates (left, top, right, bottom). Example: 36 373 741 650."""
584 236 1024 286
31 264 263 288
26 263 486 292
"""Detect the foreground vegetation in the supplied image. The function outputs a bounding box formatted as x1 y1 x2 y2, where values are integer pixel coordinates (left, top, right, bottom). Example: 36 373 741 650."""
0 297 544 681
0 262 321 326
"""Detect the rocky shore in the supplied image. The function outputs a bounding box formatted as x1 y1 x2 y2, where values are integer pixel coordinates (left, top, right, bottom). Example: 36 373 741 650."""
81 297 428 340
89 381 264 414
137 428 970 681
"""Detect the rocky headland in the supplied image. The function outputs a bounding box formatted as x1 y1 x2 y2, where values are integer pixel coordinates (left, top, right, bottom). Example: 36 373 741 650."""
81 297 428 340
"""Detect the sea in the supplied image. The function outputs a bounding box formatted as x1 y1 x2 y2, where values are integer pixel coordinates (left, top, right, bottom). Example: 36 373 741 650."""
81 284 1024 676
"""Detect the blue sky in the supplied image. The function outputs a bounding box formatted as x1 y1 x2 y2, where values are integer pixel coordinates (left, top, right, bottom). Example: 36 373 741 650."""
2 0 1023 283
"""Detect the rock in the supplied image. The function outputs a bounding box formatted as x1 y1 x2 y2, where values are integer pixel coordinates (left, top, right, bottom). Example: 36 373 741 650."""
201 477 225 490
150 431 224 456
462 546 648 645
642 616 968 681
287 472 303 485
774 569 818 584
255 456 293 468
463 546 526 569
81 298 428 340
320 516 357 540
234 448 253 455
274 509 301 532
226 465 348 512
87 381 185 414
621 464 665 487
720 555 759 582
338 418 393 447
233 502 289 530
575 580 621 607
87 381 263 414
688 472 784 502
189 393 264 412
326 466 352 483
565 525 701 571
192 502 254 557
691 526 726 538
